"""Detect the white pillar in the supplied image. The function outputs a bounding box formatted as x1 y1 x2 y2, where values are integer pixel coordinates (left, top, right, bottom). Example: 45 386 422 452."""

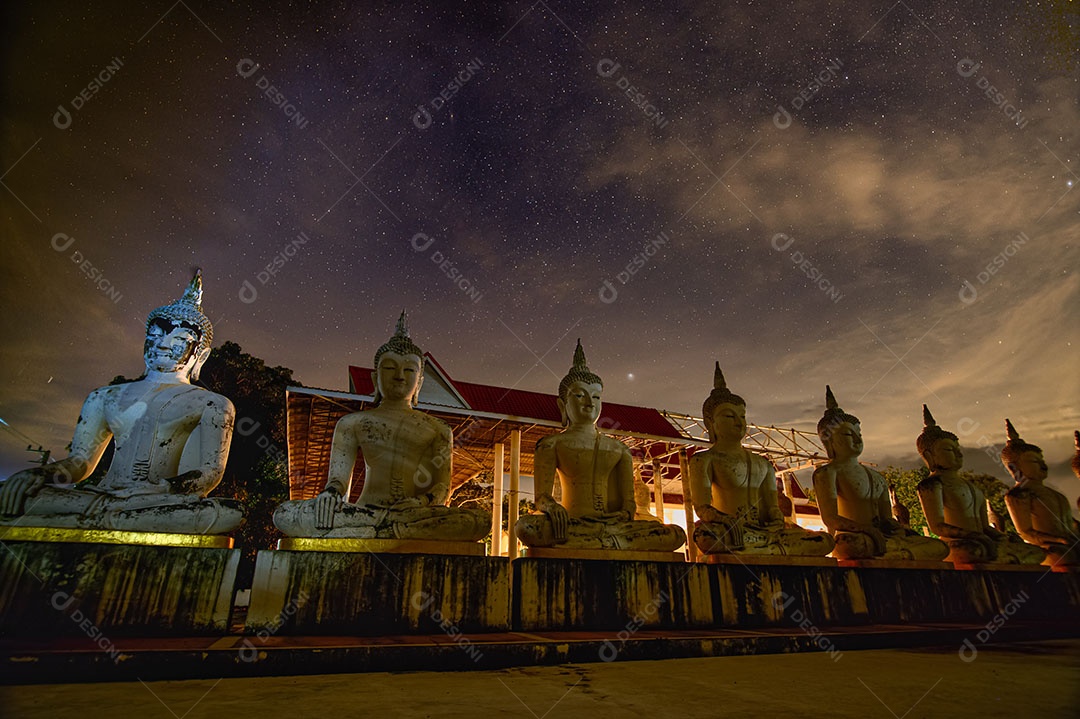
652 458 665 521
508 429 521 558
679 449 697 562
492 442 505 556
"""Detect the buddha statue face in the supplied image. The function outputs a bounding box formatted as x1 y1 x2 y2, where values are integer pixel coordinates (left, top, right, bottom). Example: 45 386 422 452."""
826 421 863 461
708 402 747 444
143 318 205 377
1011 449 1048 482
924 437 964 472
374 350 423 405
559 380 602 427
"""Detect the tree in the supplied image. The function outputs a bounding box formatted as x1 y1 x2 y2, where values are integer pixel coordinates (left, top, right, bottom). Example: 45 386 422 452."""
197 341 301 575
881 465 930 534
882 465 1017 536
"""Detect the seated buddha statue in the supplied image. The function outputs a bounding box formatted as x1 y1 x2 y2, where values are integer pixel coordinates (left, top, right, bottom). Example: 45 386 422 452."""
273 313 489 542
1001 419 1078 566
0 271 244 535
915 406 1044 565
691 363 833 557
515 340 686 552
812 387 948 561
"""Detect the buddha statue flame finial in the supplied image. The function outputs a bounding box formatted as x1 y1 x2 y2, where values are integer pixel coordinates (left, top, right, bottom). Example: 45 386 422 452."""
558 339 603 402
916 404 958 456
701 361 746 426
145 269 213 352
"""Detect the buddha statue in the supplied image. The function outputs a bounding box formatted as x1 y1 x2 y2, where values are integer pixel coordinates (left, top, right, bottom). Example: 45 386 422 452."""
1073 431 1080 482
690 363 833 557
515 341 686 552
0 271 244 535
915 406 1044 565
889 485 911 529
273 313 489 542
1000 420 1079 565
811 387 948 561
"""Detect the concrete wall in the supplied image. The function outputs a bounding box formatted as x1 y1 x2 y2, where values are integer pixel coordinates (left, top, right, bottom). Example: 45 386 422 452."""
247 550 511 635
0 541 239 637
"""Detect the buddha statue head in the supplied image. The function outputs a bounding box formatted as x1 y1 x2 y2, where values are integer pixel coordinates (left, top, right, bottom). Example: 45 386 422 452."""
557 339 604 427
372 311 425 406
916 405 963 472
702 362 747 444
144 270 214 381
816 386 863 460
999 419 1048 483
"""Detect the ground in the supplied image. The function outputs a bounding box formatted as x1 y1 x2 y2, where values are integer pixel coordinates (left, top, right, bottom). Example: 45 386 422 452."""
2 639 1077 718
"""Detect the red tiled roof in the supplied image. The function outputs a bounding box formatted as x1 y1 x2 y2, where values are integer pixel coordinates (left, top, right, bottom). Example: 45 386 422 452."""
348 353 684 440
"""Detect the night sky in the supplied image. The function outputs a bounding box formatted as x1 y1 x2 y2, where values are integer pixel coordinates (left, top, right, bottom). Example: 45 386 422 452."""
2 2 1077 503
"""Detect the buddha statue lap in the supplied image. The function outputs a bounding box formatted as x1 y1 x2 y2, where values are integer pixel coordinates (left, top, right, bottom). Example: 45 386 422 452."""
1000 420 1079 566
515 341 686 552
812 387 948 561
915 406 1044 565
0 271 244 535
691 363 833 557
273 313 489 542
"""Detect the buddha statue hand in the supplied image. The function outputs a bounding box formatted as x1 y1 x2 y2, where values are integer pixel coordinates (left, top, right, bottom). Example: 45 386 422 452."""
0 468 51 515
314 487 343 530
391 496 425 510
164 470 204 495
969 531 999 561
537 495 570 541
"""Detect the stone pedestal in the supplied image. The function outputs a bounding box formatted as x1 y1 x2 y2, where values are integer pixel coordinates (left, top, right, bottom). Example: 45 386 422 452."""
836 559 954 570
524 548 685 562
247 550 510 635
277 538 485 555
0 529 239 637
513 557 713 631
697 554 838 566
513 557 1080 632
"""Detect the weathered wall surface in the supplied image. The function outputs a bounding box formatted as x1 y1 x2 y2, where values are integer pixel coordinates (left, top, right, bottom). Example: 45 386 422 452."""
0 541 239 637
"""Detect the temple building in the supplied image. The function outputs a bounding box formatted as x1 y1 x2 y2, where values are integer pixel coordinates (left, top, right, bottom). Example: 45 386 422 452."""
284 353 829 557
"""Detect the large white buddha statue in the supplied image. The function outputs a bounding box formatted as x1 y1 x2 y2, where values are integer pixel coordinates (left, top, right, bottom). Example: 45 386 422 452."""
812 387 948 561
691 363 833 557
915 406 1044 565
273 313 489 541
0 271 244 535
515 340 686 552
1000 419 1078 566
